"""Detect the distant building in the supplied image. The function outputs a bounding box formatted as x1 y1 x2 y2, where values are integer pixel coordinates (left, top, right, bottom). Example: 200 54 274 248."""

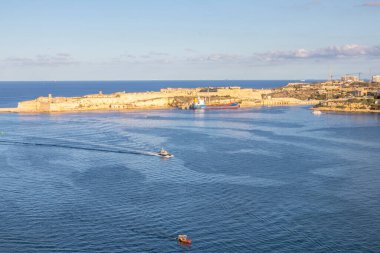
372 75 380 83
351 90 362 97
341 75 359 82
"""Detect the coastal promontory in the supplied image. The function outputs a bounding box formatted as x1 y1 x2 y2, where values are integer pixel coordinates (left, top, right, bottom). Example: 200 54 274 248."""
1 80 379 113
0 86 317 113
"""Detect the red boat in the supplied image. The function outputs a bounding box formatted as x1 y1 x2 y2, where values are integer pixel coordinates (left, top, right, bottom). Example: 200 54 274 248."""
205 102 240 110
177 234 192 244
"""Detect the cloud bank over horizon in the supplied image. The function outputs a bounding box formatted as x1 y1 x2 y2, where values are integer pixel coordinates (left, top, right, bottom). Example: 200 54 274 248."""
2 44 379 67
3 53 78 67
361 1 380 7
255 44 380 62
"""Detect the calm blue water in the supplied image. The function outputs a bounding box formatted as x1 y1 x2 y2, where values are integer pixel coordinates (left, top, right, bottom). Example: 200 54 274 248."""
0 81 379 252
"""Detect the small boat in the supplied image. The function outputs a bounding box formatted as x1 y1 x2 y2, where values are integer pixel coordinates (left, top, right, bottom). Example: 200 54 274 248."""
313 110 322 115
177 234 192 244
158 148 173 158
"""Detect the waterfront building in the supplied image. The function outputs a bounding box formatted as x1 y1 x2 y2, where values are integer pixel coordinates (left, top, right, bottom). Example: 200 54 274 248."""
341 75 359 82
372 75 380 83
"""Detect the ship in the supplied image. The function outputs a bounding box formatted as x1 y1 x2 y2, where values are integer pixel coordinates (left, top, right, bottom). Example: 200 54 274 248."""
190 97 206 109
205 102 240 109
157 148 173 158
190 97 239 110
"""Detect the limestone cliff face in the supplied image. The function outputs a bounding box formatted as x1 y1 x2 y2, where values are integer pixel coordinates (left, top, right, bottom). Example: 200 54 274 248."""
3 87 317 113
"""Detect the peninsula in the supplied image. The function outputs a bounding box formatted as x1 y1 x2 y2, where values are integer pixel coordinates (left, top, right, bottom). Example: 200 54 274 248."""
0 86 317 113
0 78 379 113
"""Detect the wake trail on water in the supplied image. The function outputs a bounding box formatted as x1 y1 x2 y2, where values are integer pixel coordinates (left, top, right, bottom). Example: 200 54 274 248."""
0 139 158 157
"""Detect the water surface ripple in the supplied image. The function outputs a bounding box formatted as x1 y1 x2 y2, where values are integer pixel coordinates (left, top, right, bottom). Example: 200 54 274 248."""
0 106 379 252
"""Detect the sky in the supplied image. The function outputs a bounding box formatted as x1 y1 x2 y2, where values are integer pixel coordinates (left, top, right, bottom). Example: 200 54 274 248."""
0 0 379 80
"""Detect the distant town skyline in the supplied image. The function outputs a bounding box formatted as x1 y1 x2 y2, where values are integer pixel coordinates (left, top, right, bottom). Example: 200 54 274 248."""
0 0 379 81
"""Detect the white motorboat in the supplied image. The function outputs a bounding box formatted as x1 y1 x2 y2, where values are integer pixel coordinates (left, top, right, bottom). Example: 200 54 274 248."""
158 148 173 158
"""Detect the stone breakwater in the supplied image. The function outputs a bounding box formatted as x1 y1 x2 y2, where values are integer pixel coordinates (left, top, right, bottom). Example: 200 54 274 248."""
0 87 318 113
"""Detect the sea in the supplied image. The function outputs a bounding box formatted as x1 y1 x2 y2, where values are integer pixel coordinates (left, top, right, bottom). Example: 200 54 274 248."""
0 80 379 253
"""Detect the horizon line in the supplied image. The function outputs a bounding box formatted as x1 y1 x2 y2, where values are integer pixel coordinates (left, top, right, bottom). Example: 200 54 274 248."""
0 79 326 82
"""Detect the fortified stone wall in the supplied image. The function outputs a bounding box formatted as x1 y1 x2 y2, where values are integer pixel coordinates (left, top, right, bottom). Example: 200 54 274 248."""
18 100 40 112
45 93 174 112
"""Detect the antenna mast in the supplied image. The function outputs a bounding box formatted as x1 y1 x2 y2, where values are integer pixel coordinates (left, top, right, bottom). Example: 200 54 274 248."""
328 65 332 82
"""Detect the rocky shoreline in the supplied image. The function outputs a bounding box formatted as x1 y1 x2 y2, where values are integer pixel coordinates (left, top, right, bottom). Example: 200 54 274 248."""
312 107 380 114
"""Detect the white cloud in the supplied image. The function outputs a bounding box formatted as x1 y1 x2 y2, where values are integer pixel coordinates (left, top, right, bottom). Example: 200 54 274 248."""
186 53 246 63
361 1 380 7
3 53 78 67
255 44 380 62
181 44 380 64
109 51 173 64
184 48 197 53
5 44 377 70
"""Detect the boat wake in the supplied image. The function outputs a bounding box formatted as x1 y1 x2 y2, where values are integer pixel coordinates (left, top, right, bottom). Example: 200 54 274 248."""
145 152 162 156
0 139 158 157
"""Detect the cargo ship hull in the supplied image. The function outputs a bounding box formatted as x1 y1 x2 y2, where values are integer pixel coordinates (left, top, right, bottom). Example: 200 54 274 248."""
205 102 240 110
191 102 240 110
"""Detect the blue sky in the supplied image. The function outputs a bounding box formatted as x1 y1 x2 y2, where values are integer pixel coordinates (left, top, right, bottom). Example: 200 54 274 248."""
0 0 379 80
